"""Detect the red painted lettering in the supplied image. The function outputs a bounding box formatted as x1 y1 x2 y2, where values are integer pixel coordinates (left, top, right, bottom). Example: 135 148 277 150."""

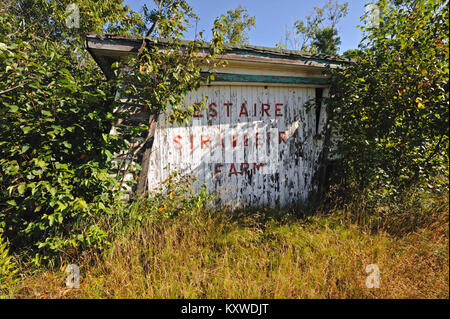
275 103 283 117
256 132 263 146
214 164 223 178
240 163 249 175
239 103 248 117
279 131 287 144
243 134 248 147
173 135 182 150
253 163 264 173
208 103 217 118
224 103 232 117
228 163 238 177
201 135 210 149
262 103 270 116
193 103 203 118
232 135 237 148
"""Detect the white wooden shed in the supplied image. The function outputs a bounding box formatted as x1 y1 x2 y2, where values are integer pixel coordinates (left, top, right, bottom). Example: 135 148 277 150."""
86 34 346 208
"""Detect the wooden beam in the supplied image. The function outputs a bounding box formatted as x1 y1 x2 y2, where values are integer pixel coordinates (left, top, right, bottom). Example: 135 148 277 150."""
204 72 330 85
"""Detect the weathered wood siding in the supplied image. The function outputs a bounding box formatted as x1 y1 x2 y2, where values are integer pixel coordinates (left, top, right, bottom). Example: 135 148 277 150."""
147 85 329 208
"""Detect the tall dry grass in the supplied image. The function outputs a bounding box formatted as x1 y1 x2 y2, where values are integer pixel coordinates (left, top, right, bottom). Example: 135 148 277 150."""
11 188 449 299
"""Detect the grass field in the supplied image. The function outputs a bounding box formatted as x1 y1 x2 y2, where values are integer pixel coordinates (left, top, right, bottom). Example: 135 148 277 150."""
7 187 448 299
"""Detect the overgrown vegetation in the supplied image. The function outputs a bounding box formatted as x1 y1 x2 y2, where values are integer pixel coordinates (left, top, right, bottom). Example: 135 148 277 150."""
0 1 136 264
0 0 448 299
8 179 449 299
280 0 348 54
0 234 18 298
220 5 256 45
327 0 449 199
0 0 224 264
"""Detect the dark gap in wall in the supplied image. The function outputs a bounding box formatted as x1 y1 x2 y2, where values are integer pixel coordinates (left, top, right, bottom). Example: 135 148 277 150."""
315 88 323 135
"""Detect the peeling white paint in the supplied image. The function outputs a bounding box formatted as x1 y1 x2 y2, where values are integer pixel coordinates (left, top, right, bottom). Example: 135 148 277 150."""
147 85 328 208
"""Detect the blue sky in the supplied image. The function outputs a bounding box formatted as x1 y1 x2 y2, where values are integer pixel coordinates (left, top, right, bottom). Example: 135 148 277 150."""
123 0 369 54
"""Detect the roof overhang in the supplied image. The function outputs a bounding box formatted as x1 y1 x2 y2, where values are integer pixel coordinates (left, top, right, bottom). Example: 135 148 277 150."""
85 34 349 85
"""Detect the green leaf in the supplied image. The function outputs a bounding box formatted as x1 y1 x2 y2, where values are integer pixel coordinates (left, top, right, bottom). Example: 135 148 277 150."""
17 184 26 195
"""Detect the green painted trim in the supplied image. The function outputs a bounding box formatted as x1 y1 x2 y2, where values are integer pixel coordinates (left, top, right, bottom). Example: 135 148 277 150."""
203 72 330 85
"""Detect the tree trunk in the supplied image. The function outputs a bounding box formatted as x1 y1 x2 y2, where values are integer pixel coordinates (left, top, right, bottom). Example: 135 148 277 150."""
135 113 159 196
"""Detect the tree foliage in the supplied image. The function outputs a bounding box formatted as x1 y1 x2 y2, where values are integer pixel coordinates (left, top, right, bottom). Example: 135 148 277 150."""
118 1 225 125
311 27 342 56
342 48 362 60
114 1 226 196
0 0 225 264
220 5 256 45
327 0 449 198
281 0 348 55
0 1 138 263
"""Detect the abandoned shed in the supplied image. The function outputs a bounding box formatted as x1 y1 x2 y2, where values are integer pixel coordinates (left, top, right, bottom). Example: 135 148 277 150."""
85 34 347 208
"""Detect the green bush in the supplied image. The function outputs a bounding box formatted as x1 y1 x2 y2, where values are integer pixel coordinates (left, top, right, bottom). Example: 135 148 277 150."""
0 1 225 265
327 0 449 197
0 11 128 263
113 172 213 233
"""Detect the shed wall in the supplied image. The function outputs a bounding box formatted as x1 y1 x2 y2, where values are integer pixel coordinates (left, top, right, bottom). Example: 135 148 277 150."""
147 85 328 208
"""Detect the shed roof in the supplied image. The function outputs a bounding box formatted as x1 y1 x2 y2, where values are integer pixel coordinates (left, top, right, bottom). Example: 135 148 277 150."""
85 33 349 80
